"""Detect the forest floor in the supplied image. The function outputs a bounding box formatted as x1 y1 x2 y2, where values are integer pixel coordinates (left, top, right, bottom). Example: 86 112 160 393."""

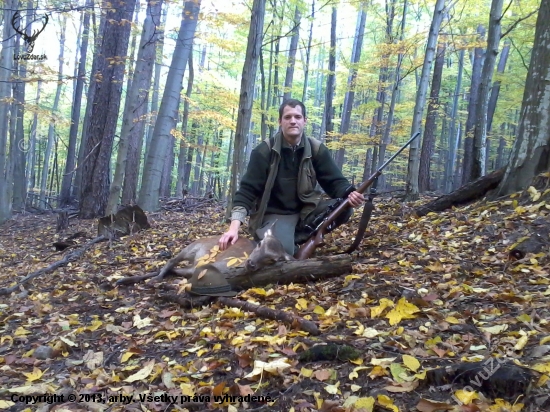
1 189 550 412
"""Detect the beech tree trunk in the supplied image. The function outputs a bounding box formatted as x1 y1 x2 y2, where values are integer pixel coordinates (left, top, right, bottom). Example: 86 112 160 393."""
282 6 301 101
335 5 367 168
176 48 194 197
80 0 136 218
60 0 92 207
419 42 446 192
226 0 265 214
40 16 66 208
496 0 550 196
462 25 486 184
471 0 504 181
107 0 164 214
404 0 446 200
322 7 337 143
139 0 201 211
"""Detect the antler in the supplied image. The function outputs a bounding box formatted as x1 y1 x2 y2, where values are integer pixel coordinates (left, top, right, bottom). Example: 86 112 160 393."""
29 14 48 42
11 11 26 38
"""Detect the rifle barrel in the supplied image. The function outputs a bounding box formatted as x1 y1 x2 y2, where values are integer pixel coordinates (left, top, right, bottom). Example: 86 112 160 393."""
377 132 420 172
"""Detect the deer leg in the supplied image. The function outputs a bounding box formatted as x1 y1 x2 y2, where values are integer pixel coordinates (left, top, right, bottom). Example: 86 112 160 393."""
154 250 193 281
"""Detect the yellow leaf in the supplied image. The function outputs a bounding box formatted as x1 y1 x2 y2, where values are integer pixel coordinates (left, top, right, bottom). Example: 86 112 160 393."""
124 360 155 382
386 298 420 326
87 320 103 331
371 298 394 318
247 288 267 296
301 367 313 377
402 355 420 372
454 389 479 404
444 316 460 324
23 367 44 382
121 351 135 362
226 258 240 267
532 362 550 373
324 382 340 395
354 396 375 411
0 400 15 409
514 335 529 351
541 336 550 345
377 394 399 412
295 298 308 310
15 327 31 336
516 313 531 323
313 305 325 315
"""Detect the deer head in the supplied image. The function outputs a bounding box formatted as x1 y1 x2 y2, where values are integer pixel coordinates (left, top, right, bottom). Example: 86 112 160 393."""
11 11 49 54
245 228 294 272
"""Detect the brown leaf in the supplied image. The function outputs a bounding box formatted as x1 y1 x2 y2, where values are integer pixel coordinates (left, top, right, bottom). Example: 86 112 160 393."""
314 369 331 381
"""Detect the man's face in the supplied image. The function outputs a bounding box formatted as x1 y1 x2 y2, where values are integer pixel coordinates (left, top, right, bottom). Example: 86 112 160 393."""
279 105 306 141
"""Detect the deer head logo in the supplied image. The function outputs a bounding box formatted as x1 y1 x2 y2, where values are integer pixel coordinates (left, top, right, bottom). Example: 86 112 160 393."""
11 11 49 54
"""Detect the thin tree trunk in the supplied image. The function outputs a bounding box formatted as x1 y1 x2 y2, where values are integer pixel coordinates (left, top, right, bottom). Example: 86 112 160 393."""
471 0 504 180
282 6 301 101
487 40 510 133
404 0 446 200
461 25 486 184
419 42 446 192
40 16 66 207
323 7 337 144
176 45 194 197
107 0 164 213
60 0 92 207
335 5 367 168
139 0 201 211
27 82 41 194
302 0 314 102
226 0 265 218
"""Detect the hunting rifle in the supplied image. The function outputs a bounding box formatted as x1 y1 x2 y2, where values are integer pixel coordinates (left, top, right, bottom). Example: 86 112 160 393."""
294 132 421 260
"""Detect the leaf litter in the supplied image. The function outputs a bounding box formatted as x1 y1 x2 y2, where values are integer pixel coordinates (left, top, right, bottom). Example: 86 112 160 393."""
0 193 550 411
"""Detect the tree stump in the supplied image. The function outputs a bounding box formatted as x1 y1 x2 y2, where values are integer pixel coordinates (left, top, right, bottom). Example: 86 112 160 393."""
56 211 69 233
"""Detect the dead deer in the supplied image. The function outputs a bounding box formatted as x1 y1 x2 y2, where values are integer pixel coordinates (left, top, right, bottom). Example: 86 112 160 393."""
154 228 293 282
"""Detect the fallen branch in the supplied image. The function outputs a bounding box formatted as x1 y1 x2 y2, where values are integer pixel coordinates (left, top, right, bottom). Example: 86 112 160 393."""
415 168 505 217
217 297 320 335
0 236 106 296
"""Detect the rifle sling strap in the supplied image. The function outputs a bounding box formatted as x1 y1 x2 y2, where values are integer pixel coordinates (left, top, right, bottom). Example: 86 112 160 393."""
342 196 374 254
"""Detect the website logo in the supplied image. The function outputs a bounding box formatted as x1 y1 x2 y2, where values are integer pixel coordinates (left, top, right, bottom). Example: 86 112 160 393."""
11 11 48 54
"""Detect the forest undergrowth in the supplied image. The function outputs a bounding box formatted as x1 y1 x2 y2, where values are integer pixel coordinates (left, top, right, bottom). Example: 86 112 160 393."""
1 189 550 412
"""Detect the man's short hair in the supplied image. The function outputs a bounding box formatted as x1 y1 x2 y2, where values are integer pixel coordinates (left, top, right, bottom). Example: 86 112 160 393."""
279 99 307 120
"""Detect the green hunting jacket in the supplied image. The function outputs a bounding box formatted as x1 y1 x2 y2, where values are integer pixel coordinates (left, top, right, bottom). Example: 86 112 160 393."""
232 132 355 235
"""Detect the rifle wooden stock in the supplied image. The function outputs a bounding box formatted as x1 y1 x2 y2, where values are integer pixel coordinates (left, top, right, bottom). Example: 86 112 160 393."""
293 132 420 260
294 173 381 260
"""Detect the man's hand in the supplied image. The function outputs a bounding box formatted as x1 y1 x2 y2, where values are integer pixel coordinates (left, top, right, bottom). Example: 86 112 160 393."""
347 191 364 208
219 220 241 250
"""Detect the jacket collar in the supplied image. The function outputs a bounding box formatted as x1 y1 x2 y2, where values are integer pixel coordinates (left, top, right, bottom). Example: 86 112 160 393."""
272 131 312 158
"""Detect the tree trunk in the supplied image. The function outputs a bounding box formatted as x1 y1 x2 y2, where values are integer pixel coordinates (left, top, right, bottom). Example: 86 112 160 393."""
419 42 446 192
322 7 337 143
12 12 28 212
462 25 486 184
376 0 404 190
471 0 504 181
487 40 510 133
144 5 168 165
495 0 550 196
26 82 41 198
80 0 136 218
139 0 201 211
60 0 92 207
176 46 194 197
404 0 446 200
282 6 301 101
444 49 464 193
75 10 103 201
335 5 367 168
40 16 66 207
0 0 15 223
227 0 265 214
302 0 314 102
107 0 164 213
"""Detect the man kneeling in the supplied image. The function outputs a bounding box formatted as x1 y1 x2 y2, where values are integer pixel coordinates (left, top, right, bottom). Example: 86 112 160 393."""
219 99 363 256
